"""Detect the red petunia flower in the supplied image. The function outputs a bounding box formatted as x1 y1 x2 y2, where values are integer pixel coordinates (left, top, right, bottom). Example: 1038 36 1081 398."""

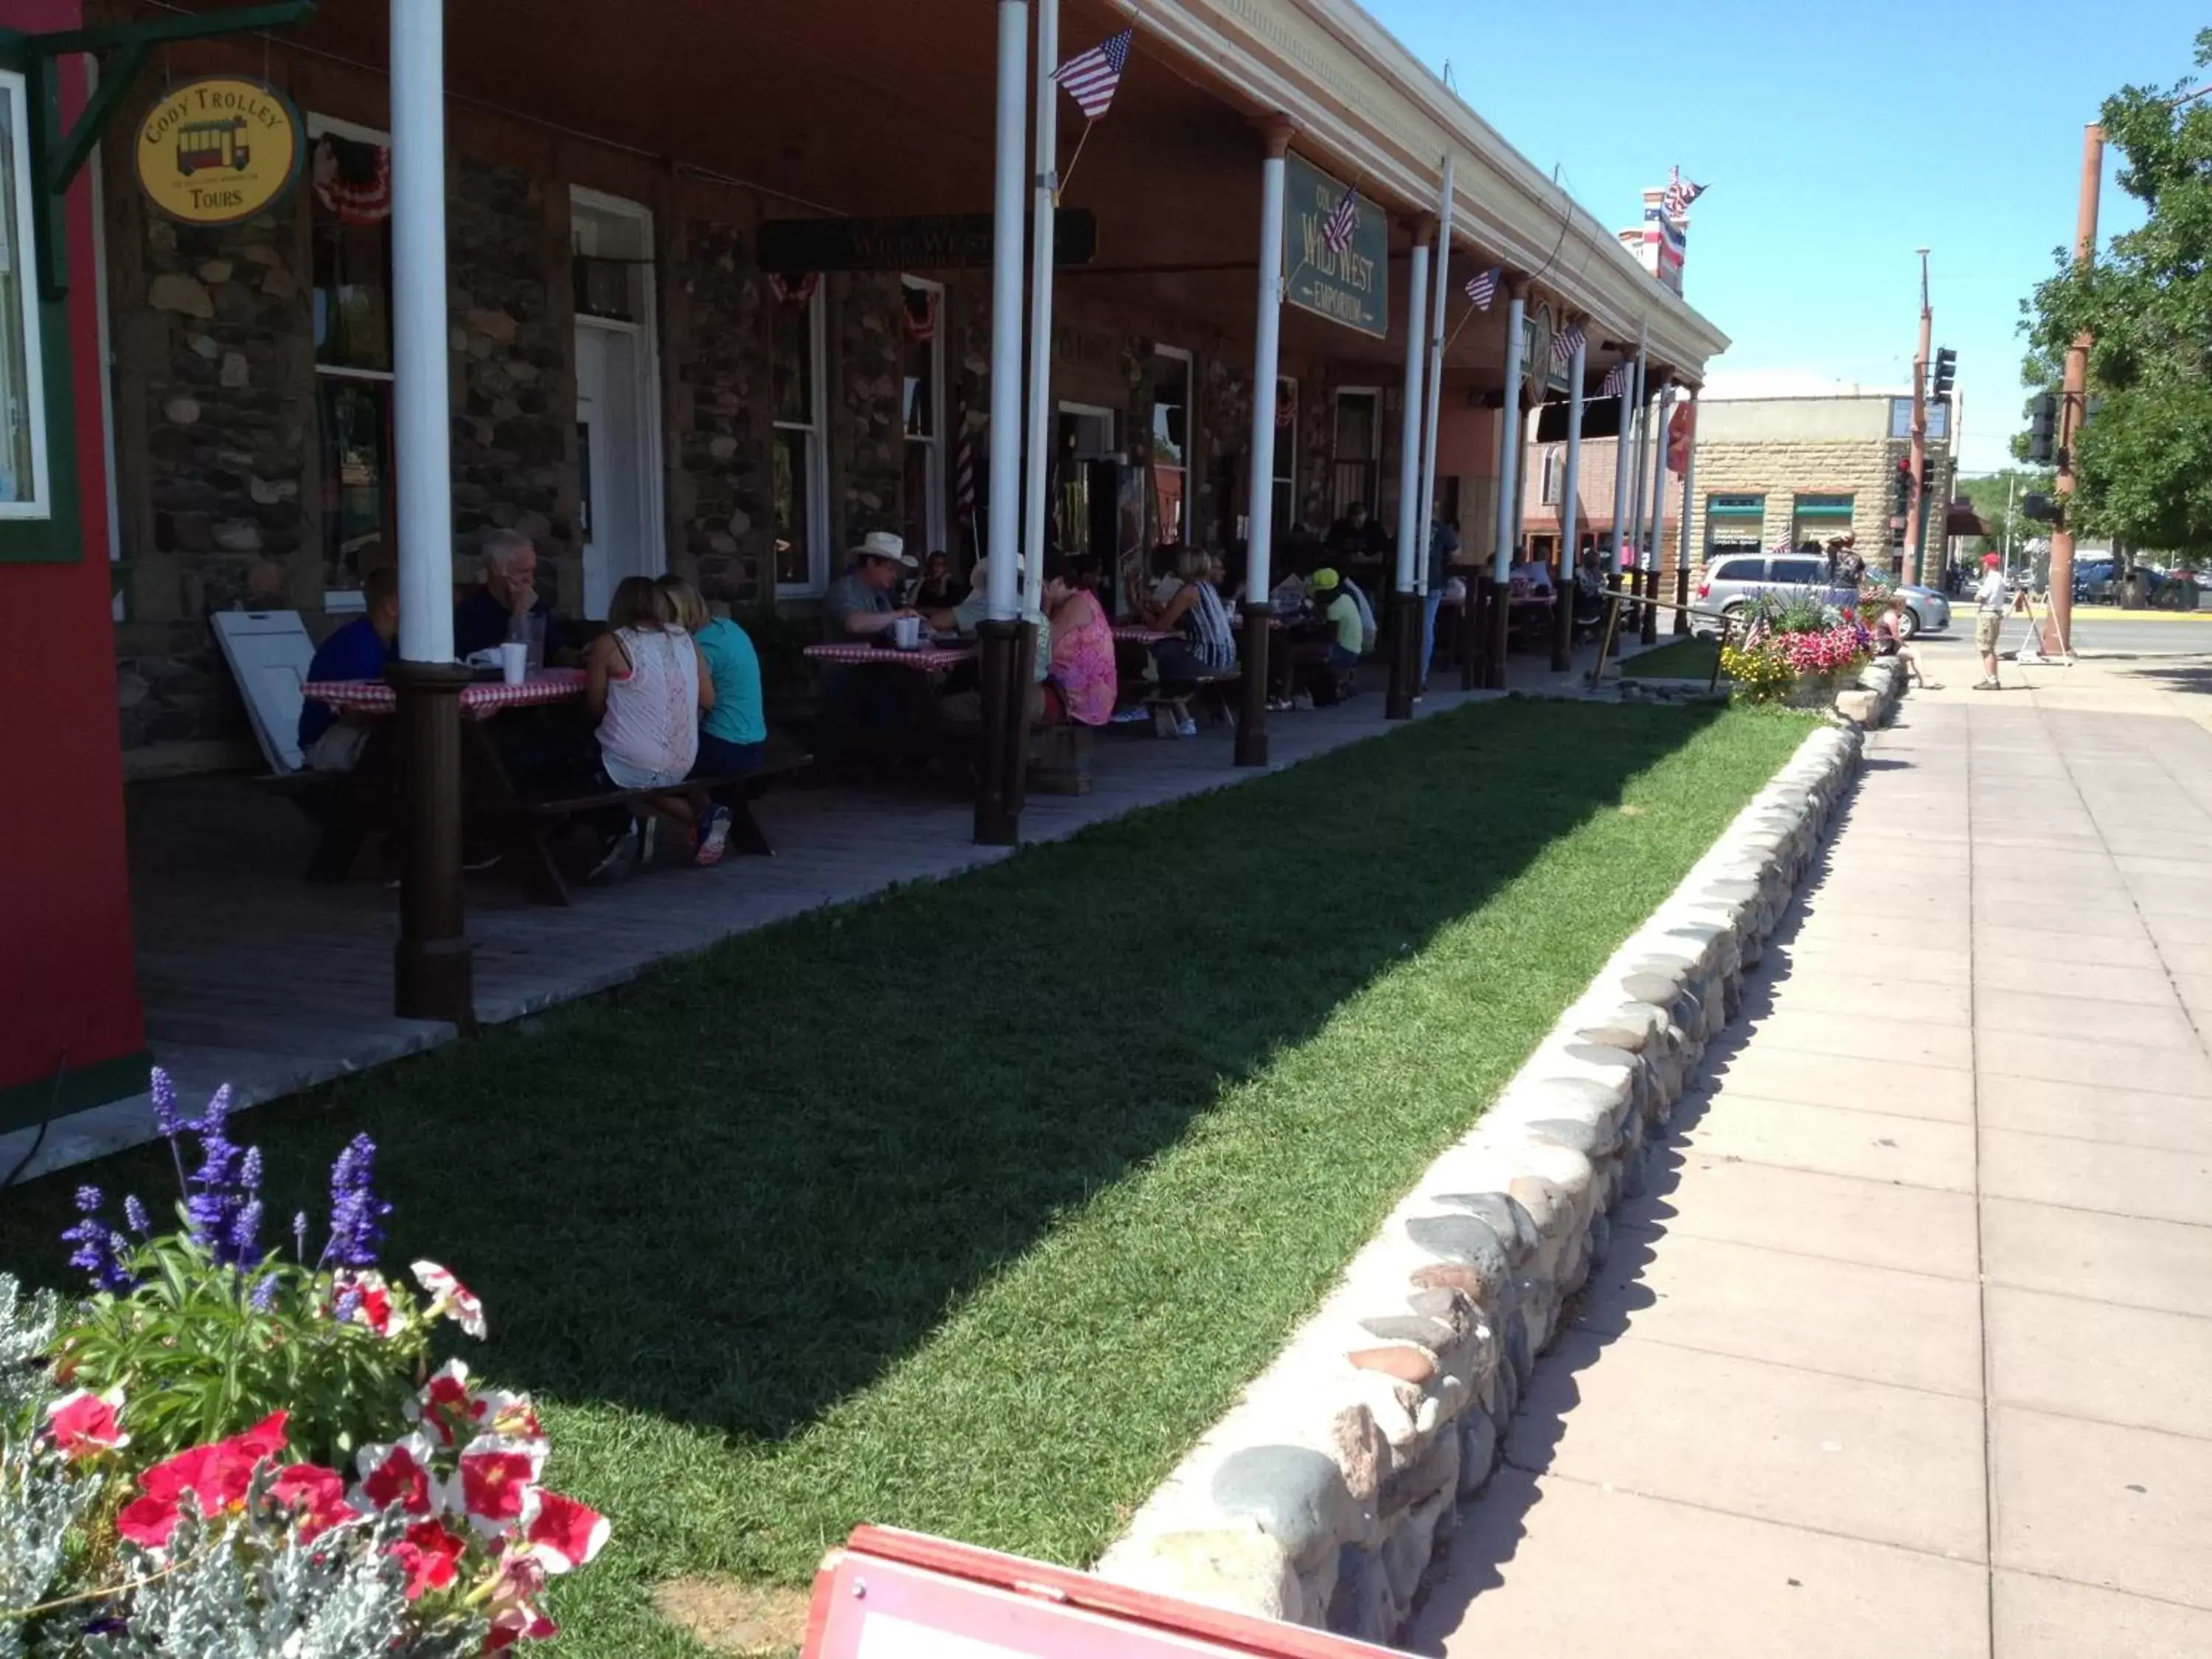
483 1554 557 1649
45 1388 128 1461
355 1435 441 1518
405 1358 484 1449
268 1461 363 1541
520 1489 609 1574
411 1260 487 1340
445 1435 546 1536
116 1411 290 1550
388 1517 469 1601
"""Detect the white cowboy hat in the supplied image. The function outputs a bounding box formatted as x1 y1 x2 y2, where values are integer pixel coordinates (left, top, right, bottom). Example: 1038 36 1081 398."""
849 530 917 568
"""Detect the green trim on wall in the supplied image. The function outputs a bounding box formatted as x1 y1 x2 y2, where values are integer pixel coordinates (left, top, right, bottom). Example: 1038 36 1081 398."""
0 1048 150 1136
1792 493 1854 518
0 291 81 562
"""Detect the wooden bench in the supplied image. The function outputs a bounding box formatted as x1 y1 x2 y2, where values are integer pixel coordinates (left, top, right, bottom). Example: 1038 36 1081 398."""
1141 669 1239 737
498 732 813 905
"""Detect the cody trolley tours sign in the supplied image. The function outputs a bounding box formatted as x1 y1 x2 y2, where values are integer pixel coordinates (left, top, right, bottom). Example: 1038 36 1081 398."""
1282 155 1386 340
134 77 304 226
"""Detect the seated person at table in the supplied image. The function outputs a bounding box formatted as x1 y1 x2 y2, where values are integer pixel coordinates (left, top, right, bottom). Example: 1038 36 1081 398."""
913 550 966 611
455 529 566 662
1140 546 1238 680
1043 557 1118 726
823 531 925 639
941 557 1051 727
584 577 716 880
1509 552 1556 594
1340 570 1379 655
299 567 399 772
1326 501 1387 563
1307 567 1365 695
660 574 763 865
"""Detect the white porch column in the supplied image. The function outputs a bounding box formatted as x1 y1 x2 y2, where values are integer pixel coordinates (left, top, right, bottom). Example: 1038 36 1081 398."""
1391 240 1431 597
1020 0 1059 600
1606 355 1635 575
1553 323 1587 671
1674 390 1700 633
1489 291 1526 582
974 0 1030 845
392 0 453 665
1415 155 1455 562
985 0 1028 625
1235 119 1293 768
1623 347 1649 583
1640 379 1674 642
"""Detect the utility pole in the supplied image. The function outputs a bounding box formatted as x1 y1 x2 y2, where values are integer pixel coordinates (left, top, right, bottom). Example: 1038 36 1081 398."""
2046 123 2103 655
2005 473 2017 580
1907 248 1932 588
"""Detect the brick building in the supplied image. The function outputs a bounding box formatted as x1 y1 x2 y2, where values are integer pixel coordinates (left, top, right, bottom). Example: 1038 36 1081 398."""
1523 392 1957 591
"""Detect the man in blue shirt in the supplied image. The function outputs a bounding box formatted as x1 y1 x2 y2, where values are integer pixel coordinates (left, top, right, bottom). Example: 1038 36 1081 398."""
299 567 399 771
453 528 566 661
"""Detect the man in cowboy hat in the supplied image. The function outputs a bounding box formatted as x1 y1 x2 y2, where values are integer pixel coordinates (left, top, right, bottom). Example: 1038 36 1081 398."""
822 530 925 640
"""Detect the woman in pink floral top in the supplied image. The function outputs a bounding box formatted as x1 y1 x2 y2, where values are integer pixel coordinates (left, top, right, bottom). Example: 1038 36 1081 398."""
1041 557 1119 726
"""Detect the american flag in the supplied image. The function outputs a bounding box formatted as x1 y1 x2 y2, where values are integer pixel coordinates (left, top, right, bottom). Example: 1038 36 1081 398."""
1662 165 1706 218
1319 184 1360 255
1054 28 1133 121
1553 323 1585 369
1464 265 1501 310
1600 361 1628 398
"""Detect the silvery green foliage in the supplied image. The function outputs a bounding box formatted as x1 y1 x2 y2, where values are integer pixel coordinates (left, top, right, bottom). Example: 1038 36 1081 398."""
0 1436 96 1659
84 1489 483 1659
0 1274 61 1426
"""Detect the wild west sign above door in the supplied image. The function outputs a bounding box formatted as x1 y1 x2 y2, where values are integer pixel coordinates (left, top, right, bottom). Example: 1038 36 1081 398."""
134 77 304 226
1282 156 1386 340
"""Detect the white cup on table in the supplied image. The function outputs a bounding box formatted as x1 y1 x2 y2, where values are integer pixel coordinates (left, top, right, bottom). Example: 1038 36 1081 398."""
498 641 529 686
892 614 922 650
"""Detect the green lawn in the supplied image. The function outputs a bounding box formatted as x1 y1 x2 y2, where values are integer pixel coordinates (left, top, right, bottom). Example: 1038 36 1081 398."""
1619 636 1722 680
0 701 1808 1654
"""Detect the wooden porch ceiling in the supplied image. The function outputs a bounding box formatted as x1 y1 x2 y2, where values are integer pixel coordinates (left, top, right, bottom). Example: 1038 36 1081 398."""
183 0 1515 378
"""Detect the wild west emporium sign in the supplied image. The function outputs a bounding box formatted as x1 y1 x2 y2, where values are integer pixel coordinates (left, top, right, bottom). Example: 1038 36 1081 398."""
135 77 304 226
759 212 1098 272
1283 155 1386 340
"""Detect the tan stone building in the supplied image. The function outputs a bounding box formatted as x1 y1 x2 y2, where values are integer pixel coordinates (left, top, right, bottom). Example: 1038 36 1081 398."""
1523 392 1957 591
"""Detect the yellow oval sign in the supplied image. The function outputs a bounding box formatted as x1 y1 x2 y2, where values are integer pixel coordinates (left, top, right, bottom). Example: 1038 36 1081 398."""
133 77 302 226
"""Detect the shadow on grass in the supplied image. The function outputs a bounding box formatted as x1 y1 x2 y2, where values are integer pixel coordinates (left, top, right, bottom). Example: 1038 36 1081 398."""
2 701 1730 1447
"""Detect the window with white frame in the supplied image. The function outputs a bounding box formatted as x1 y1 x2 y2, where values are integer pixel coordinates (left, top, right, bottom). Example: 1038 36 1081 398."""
1331 388 1381 521
308 114 395 602
1150 346 1192 546
1540 448 1564 507
0 71 52 518
900 276 945 560
770 277 828 594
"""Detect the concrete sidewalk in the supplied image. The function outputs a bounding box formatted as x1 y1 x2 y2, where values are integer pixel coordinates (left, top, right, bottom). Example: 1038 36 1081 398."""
1413 654 2212 1656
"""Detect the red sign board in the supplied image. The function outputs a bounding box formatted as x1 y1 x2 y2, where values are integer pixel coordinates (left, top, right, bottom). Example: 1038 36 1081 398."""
802 1528 1402 1659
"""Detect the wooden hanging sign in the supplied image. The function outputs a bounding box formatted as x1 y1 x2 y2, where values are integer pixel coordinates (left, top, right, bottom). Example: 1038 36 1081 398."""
134 77 304 226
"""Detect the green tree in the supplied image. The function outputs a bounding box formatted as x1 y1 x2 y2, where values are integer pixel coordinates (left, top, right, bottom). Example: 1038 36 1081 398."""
1957 469 2055 560
2020 29 2212 557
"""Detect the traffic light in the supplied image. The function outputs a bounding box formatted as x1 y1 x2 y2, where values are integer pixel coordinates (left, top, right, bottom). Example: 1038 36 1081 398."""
2027 391 2058 465
1893 458 1913 515
1932 347 1957 400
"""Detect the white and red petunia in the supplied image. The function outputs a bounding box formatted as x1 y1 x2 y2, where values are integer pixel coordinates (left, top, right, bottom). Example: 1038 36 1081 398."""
45 1388 128 1461
483 1554 557 1649
476 1388 543 1441
518 1489 610 1574
444 1434 546 1536
410 1259 487 1340
403 1358 484 1449
354 1434 442 1518
269 1462 365 1542
332 1269 402 1338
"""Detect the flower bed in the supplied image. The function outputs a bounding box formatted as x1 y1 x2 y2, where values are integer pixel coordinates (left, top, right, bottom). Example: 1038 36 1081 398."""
1718 594 1871 706
1 1071 608 1655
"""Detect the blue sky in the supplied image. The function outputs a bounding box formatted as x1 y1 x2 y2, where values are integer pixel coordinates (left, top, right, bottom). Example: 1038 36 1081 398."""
1363 0 2203 472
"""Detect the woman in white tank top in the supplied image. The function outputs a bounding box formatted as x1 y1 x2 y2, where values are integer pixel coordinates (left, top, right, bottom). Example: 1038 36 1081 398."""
586 576 712 789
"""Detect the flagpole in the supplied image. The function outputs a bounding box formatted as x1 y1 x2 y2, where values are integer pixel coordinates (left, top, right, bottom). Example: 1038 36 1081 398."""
1057 118 1093 201
1023 0 1060 604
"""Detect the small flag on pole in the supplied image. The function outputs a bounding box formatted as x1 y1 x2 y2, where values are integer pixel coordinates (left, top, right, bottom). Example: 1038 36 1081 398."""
1054 28 1133 120
1552 323 1585 369
1661 165 1706 218
1463 265 1501 310
1319 184 1360 255
1600 362 1628 398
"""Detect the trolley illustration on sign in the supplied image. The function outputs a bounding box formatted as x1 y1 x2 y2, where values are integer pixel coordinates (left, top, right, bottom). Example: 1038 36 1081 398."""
175 116 251 176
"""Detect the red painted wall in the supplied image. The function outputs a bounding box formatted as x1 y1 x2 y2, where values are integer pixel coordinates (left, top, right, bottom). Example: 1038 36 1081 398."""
0 4 145 1099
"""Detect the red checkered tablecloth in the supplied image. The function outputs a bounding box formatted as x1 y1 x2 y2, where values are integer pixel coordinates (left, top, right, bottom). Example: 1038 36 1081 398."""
302 667 587 714
804 643 975 671
1111 625 1176 644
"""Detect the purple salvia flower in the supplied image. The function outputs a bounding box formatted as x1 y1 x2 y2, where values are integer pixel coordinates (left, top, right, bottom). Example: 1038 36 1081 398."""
149 1066 181 1137
239 1146 263 1194
250 1274 279 1311
60 1189 131 1293
123 1194 150 1236
185 1095 246 1253
322 1133 391 1269
74 1185 101 1215
293 1211 309 1260
229 1199 264 1267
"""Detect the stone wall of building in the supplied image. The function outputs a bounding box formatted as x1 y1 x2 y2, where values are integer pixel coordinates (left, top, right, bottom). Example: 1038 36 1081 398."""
665 218 772 605
1196 354 1253 551
448 156 574 605
831 272 908 552
1685 436 1953 577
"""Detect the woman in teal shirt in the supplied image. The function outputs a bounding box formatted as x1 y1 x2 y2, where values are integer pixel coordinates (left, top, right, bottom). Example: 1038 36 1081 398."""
659 576 765 773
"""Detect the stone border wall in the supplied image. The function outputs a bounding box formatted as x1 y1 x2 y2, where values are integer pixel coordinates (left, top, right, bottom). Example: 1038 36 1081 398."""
1096 706 1878 1641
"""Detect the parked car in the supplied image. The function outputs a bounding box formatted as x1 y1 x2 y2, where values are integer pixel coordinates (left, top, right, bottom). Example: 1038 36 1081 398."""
1888 582 1951 639
1692 554 1854 634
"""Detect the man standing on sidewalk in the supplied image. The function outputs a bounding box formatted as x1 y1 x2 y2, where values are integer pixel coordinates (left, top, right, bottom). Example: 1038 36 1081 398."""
1974 551 2008 690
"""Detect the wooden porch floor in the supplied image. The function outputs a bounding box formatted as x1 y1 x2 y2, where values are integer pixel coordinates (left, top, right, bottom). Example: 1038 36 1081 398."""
7 672 1594 1181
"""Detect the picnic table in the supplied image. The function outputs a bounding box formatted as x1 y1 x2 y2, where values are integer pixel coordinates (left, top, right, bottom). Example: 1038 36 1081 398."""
303 667 587 714
802 641 975 672
1110 624 1175 646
